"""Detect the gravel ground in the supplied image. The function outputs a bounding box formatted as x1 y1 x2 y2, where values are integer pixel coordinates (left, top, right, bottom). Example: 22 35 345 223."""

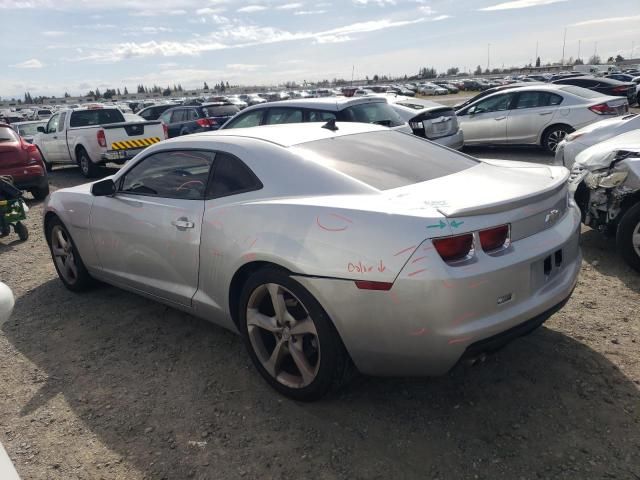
1 146 639 480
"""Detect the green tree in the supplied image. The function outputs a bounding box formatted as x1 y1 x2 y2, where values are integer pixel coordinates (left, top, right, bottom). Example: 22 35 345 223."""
588 54 601 64
124 86 129 95
446 67 459 76
474 65 482 75
615 54 624 62
535 57 541 67
203 81 209 91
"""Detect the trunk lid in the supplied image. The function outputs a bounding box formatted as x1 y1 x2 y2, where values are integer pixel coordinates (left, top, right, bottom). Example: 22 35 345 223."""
101 120 164 151
0 140 25 169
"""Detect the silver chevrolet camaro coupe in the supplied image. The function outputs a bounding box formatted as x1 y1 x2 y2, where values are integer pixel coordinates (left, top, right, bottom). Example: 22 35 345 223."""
43 122 582 401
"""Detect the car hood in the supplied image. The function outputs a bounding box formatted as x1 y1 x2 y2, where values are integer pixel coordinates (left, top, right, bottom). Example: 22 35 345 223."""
575 130 640 170
570 114 640 147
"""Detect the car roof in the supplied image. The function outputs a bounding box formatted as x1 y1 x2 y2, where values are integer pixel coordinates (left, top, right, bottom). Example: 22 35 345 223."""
239 96 387 114
174 121 389 148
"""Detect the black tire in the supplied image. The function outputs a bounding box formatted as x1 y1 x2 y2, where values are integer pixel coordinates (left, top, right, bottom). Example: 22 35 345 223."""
14 222 28 241
238 267 354 401
46 217 95 291
77 148 99 178
542 125 574 153
30 183 50 201
616 202 640 272
37 147 53 172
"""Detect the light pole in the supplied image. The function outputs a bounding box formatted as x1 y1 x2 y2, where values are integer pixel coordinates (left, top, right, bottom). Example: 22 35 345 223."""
578 39 581 63
561 27 567 66
487 43 491 72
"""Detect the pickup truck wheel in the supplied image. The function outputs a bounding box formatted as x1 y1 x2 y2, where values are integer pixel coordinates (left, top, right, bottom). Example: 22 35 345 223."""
616 202 640 273
77 148 99 178
47 217 95 291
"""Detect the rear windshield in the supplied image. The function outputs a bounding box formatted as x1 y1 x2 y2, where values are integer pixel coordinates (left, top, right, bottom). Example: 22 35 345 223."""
0 127 20 142
294 131 478 190
204 105 240 117
559 85 602 98
69 109 125 127
341 102 405 128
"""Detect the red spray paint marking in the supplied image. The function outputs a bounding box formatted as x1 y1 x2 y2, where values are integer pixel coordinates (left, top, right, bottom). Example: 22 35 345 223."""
243 253 257 261
377 260 387 273
410 328 429 336
211 249 223 257
394 246 416 257
407 268 428 277
469 279 488 289
246 237 257 249
388 291 400 304
442 280 456 289
316 216 348 232
329 213 353 224
411 256 427 264
422 246 434 252
448 336 473 345
451 311 475 326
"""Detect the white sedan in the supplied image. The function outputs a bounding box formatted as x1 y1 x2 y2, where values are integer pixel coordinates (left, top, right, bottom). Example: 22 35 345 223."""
556 113 640 168
0 282 14 326
456 84 629 152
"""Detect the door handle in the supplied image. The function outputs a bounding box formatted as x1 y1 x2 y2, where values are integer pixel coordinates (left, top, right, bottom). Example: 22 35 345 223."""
538 111 553 116
494 116 506 121
171 218 195 230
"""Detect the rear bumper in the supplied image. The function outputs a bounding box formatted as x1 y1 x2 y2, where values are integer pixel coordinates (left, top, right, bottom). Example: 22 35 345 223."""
295 203 582 377
432 129 464 150
6 166 47 190
101 148 143 163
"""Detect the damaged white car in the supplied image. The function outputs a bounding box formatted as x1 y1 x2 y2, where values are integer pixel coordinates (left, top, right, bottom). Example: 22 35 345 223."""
570 130 640 271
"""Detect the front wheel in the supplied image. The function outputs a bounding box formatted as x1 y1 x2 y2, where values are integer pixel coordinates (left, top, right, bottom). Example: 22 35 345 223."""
616 203 640 272
47 218 94 291
542 125 574 153
239 268 354 401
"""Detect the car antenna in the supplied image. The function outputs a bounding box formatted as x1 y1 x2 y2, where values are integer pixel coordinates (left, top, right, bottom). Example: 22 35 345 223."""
322 118 339 132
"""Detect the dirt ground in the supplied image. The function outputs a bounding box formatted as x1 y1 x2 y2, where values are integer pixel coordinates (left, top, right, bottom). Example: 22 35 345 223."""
1 150 639 480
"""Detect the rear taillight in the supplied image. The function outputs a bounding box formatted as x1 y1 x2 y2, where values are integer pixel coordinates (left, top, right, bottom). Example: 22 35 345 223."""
479 224 510 252
589 103 617 115
612 85 629 93
354 280 393 291
162 123 168 139
433 234 474 262
20 137 39 155
196 118 213 128
97 129 106 147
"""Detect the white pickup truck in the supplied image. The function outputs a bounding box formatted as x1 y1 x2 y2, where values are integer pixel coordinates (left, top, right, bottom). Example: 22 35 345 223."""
34 107 167 177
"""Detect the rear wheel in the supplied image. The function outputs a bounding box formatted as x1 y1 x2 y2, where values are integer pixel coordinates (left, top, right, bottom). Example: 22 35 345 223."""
239 267 354 401
77 148 99 178
616 202 640 272
47 218 94 291
542 125 574 153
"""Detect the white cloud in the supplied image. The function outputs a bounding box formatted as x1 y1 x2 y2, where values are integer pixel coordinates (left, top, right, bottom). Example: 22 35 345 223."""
479 0 567 11
570 15 640 27
352 0 396 5
10 58 44 69
42 30 66 37
277 2 303 9
295 9 326 14
226 63 264 71
237 5 268 12
195 7 225 15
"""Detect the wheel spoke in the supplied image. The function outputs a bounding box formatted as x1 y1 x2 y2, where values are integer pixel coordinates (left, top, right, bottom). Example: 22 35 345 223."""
632 232 640 248
55 230 68 249
52 246 66 257
289 317 317 336
247 308 281 333
289 342 316 385
264 338 286 377
266 283 288 325
65 255 77 279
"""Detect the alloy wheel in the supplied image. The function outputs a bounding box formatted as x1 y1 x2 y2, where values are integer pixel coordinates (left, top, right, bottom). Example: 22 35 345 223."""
246 283 320 389
51 225 78 285
633 221 640 259
547 129 568 152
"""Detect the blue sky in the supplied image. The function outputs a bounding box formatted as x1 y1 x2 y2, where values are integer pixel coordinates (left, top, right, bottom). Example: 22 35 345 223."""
2 0 639 98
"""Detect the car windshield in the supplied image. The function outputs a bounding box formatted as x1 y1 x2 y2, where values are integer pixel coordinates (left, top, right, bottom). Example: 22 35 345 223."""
204 105 240 117
559 85 602 99
294 130 478 190
341 102 405 128
0 127 20 142
69 109 125 127
17 123 44 136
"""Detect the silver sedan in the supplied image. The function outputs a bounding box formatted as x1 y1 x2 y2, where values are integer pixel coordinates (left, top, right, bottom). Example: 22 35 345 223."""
44 122 581 400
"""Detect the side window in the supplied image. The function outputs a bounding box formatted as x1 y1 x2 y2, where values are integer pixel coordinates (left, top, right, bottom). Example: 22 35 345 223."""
159 111 172 124
46 114 59 133
307 110 337 122
265 108 303 125
207 152 263 199
120 150 214 200
58 112 67 131
473 94 513 113
171 109 186 123
139 109 152 120
547 93 563 106
514 91 562 109
225 110 264 129
187 109 200 121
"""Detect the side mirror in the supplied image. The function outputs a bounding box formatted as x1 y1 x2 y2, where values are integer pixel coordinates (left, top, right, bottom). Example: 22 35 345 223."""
37 126 45 133
91 178 116 196
467 106 477 115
